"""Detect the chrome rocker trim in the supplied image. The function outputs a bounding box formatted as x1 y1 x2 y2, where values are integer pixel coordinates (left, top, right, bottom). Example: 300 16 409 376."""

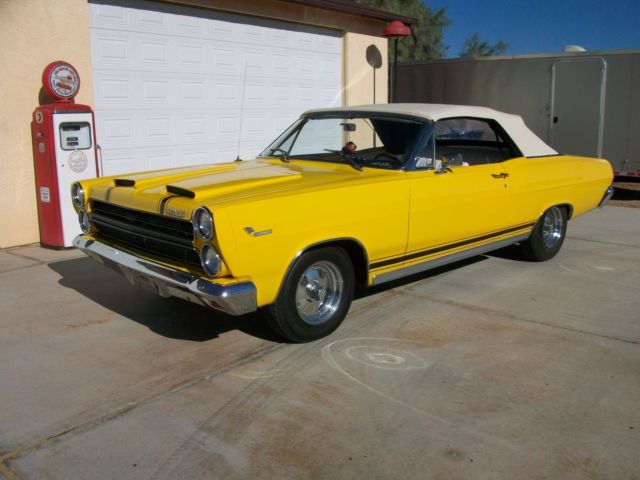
371 233 530 285
598 186 614 208
73 235 257 316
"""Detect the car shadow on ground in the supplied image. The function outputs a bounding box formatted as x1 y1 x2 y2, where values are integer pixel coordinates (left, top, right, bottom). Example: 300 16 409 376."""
355 243 533 299
49 248 526 343
612 185 640 201
484 244 532 262
48 257 282 343
355 255 490 299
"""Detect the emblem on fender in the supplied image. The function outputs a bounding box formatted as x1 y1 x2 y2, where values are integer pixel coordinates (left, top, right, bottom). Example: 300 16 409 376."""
167 207 185 218
244 226 272 237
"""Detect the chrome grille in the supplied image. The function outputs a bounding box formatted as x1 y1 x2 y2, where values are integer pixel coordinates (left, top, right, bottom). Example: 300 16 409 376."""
90 201 200 268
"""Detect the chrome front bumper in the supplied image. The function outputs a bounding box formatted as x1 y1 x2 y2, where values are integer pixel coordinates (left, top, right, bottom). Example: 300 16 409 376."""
73 236 257 316
598 186 615 208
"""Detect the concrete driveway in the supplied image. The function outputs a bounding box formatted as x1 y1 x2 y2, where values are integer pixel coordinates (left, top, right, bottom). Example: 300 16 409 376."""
1 206 638 480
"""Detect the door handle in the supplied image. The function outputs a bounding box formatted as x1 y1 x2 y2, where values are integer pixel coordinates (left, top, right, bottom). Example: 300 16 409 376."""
491 173 509 179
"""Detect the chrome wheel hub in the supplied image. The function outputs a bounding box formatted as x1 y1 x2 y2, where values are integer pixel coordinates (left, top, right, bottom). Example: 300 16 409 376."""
295 260 343 325
542 207 564 248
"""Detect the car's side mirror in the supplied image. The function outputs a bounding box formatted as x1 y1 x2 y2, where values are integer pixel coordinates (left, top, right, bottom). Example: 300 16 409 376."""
434 166 453 175
434 159 453 174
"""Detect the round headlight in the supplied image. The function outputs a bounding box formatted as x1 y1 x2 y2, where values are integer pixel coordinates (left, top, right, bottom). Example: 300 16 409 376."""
194 207 214 240
72 182 84 208
78 210 91 233
201 245 222 276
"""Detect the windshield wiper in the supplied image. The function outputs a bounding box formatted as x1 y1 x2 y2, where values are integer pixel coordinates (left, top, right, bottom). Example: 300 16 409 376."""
323 149 364 172
344 154 364 171
269 148 290 163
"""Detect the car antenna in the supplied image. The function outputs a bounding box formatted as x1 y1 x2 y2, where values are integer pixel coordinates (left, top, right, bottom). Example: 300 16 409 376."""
235 62 248 162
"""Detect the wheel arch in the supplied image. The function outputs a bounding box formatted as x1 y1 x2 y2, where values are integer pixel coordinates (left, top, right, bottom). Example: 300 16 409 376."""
557 203 574 219
275 237 369 300
536 202 574 222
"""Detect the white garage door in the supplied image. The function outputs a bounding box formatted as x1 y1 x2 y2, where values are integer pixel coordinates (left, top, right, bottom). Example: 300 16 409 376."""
88 0 343 176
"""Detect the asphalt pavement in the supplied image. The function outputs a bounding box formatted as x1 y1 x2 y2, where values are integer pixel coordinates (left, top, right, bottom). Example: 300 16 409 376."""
0 206 638 480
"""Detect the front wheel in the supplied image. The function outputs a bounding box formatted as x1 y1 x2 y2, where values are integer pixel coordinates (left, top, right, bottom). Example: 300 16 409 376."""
265 247 355 342
520 206 568 261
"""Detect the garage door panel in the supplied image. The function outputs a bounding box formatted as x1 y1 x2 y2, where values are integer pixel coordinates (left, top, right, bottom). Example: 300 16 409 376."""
138 36 170 66
320 53 342 77
97 76 132 106
98 115 135 147
91 32 130 67
178 43 205 67
95 71 220 109
97 110 217 148
270 50 292 75
91 2 132 29
101 141 267 169
138 8 165 30
212 45 236 70
95 74 339 111
213 77 243 105
91 28 340 79
90 0 342 175
141 78 171 104
213 113 240 140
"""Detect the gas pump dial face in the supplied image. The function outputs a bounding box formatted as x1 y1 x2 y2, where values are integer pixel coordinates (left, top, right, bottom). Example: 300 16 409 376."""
42 61 80 101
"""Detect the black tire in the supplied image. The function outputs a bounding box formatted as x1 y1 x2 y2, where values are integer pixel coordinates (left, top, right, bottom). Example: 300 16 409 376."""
521 206 568 261
265 247 355 342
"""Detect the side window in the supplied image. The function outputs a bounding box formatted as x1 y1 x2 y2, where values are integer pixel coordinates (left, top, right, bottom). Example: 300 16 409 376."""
434 118 518 167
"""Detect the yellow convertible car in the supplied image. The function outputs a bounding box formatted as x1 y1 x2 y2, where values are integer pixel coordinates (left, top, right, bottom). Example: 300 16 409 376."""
72 104 613 342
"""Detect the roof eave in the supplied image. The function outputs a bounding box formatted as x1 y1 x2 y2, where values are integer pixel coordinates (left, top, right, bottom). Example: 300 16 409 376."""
280 0 417 25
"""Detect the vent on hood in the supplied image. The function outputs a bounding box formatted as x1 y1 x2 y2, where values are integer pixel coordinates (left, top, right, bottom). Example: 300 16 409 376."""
114 179 135 187
166 185 196 199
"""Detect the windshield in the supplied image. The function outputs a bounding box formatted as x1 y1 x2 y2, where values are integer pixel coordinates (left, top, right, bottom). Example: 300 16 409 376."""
259 114 426 170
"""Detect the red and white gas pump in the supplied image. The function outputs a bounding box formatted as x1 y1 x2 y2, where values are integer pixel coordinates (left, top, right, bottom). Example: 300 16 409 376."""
32 61 99 248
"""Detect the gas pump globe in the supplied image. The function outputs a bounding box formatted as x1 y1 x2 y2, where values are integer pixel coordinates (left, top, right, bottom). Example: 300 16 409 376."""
32 61 99 248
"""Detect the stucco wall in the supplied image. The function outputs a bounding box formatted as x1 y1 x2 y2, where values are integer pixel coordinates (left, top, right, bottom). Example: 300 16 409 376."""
0 0 388 249
0 0 94 249
344 33 388 106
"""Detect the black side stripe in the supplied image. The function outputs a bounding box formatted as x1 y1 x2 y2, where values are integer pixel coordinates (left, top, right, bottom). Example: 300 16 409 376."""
370 222 535 270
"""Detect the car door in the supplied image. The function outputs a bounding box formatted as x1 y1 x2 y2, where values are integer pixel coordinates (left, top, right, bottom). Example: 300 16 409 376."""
405 117 522 265
407 164 511 256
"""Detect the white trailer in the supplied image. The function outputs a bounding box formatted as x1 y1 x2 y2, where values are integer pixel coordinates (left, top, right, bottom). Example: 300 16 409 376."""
396 50 640 177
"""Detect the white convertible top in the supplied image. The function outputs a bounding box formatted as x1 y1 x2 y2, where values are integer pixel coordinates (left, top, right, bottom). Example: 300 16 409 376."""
305 103 558 158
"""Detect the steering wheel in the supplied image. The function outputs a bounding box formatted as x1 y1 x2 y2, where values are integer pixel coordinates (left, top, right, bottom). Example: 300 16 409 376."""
372 153 403 166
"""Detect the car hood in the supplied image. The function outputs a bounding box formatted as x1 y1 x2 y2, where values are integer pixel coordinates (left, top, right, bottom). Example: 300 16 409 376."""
93 158 397 217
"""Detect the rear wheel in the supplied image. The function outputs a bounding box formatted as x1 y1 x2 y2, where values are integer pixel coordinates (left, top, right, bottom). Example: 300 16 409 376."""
265 247 354 342
521 206 568 261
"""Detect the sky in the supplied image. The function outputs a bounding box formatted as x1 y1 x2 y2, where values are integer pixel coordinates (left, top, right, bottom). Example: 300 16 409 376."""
424 0 640 58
